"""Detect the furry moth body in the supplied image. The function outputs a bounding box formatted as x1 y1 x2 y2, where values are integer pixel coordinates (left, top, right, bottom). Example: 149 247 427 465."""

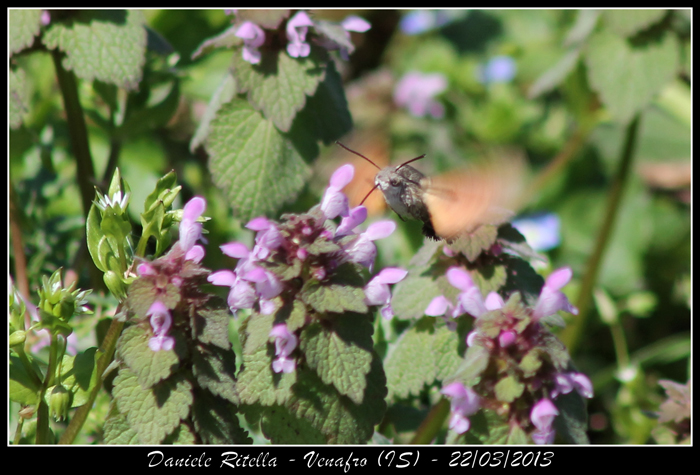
337 142 524 241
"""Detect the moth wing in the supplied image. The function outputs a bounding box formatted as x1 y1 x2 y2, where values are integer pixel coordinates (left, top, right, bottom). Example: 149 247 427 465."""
421 157 525 240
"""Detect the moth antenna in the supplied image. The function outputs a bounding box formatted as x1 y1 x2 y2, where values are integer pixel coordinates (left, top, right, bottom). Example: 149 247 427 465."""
360 183 380 205
396 154 426 170
335 141 382 171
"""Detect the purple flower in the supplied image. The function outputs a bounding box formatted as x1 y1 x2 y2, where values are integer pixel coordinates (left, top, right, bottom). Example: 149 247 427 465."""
147 301 175 352
343 220 396 271
478 55 517 84
552 372 594 399
364 267 408 319
532 267 578 320
394 71 448 119
179 196 206 253
286 11 314 58
321 164 354 219
530 398 559 444
425 295 457 330
236 21 265 64
247 216 283 259
441 382 481 434
335 205 368 237
270 323 298 373
208 269 257 312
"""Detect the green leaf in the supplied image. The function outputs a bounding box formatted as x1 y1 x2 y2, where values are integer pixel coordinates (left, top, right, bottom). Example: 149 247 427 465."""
207 99 311 221
299 278 368 315
236 9 290 29
9 355 41 406
602 9 667 37
385 321 462 399
9 9 43 55
585 29 678 124
494 375 525 403
288 60 353 155
447 225 499 262
237 313 297 406
116 325 185 389
450 343 491 387
262 357 386 444
299 313 374 404
103 400 140 444
231 46 327 132
191 389 252 444
126 277 180 319
10 67 29 129
112 367 193 444
553 390 590 444
192 305 232 350
192 344 239 404
189 71 237 152
59 348 99 407
42 10 147 90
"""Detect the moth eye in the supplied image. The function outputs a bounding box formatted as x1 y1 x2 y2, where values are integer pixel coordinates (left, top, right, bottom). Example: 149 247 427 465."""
390 178 401 187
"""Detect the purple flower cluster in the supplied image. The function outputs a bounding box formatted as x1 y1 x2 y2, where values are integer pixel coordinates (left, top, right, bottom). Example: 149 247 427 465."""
207 217 285 316
233 11 370 65
427 265 591 443
209 163 401 319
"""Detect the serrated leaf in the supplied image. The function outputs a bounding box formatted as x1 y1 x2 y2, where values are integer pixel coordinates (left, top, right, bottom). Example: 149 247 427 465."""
259 403 327 444
191 389 252 444
539 331 571 372
9 9 43 55
191 24 242 60
519 349 543 378
494 375 525 403
288 59 353 155
553 390 590 444
10 67 29 129
269 358 386 444
116 325 185 389
300 279 368 315
585 29 678 124
104 400 140 444
391 269 442 320
112 367 193 444
238 313 297 406
192 305 232 350
127 277 180 318
42 10 147 90
231 46 327 132
529 48 581 99
300 314 374 404
447 225 499 262
190 71 237 152
385 322 461 399
207 99 311 221
192 344 239 404
602 9 667 37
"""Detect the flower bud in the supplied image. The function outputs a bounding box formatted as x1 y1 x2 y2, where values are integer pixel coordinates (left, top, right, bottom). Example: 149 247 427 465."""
9 330 26 348
48 384 72 421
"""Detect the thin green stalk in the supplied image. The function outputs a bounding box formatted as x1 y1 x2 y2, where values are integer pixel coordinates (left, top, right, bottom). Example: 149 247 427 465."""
36 332 59 444
560 114 641 354
410 398 450 444
58 315 124 444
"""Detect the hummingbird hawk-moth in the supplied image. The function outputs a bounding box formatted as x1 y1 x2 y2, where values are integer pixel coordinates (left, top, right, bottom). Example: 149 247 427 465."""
337 142 524 241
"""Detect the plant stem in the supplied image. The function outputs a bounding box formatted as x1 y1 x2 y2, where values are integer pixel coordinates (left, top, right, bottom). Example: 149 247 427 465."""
58 315 124 444
410 398 450 444
560 114 641 354
36 332 59 444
